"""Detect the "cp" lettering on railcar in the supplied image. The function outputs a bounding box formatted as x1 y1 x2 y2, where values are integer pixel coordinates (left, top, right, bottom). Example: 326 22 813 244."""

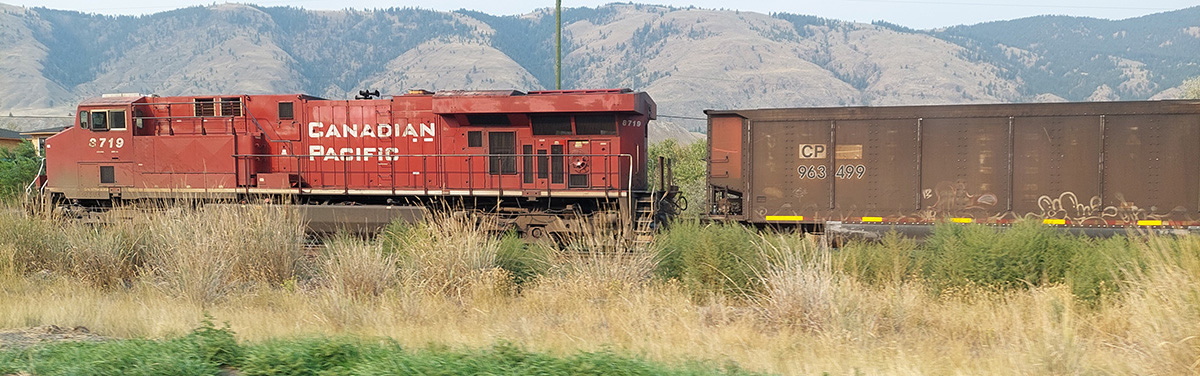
798 144 826 159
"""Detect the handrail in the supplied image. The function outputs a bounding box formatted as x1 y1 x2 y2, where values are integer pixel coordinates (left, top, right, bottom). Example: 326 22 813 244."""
241 101 294 144
24 157 45 198
130 100 293 144
231 153 637 195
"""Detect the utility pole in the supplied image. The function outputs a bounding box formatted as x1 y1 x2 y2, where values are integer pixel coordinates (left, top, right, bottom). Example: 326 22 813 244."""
555 0 562 90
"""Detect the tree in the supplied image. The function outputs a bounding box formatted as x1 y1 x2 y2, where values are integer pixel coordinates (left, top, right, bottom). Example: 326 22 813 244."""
649 139 706 215
0 142 41 199
1185 76 1200 100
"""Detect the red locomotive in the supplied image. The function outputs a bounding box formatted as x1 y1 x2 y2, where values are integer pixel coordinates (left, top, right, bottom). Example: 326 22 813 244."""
45 89 679 238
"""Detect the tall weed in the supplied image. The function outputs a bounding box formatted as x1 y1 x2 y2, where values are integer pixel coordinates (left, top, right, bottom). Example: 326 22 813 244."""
381 212 504 297
321 234 398 298
655 220 765 299
754 234 839 331
142 204 305 305
924 221 1085 290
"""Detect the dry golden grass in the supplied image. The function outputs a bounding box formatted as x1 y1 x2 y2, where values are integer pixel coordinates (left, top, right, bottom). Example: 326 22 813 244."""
0 205 1197 374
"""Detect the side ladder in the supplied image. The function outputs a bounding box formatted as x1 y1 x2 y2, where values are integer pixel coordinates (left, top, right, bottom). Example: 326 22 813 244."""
632 194 656 248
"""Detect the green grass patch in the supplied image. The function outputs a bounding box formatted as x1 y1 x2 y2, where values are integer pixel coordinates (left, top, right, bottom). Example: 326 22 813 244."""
834 221 1155 303
656 220 766 298
0 321 761 376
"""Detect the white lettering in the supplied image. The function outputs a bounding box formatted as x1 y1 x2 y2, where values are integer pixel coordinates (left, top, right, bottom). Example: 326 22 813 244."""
360 124 376 138
309 145 323 161
324 125 341 138
323 147 339 161
420 123 435 137
403 124 419 137
343 124 358 138
378 124 393 137
308 122 323 138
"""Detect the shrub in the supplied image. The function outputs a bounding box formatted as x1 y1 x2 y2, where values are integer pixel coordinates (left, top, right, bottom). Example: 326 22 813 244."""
922 221 1086 290
0 142 41 199
834 230 924 286
187 314 243 367
655 220 765 298
494 232 550 287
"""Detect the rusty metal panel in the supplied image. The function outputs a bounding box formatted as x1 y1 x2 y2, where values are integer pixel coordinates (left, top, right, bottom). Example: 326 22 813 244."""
749 120 830 222
919 117 1010 220
1103 114 1200 222
1012 116 1103 222
832 119 919 217
708 115 743 189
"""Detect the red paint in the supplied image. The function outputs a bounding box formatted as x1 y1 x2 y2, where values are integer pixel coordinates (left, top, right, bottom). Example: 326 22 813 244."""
46 90 655 200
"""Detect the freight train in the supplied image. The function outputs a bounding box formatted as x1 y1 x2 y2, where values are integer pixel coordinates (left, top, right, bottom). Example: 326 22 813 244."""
40 89 1200 238
41 89 681 240
706 99 1200 237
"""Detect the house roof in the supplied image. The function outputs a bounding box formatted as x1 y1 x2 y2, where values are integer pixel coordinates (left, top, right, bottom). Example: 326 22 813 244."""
0 128 24 140
21 126 68 136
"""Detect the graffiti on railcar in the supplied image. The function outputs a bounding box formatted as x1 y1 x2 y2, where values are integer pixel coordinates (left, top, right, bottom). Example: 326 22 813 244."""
919 180 999 219
1031 191 1166 224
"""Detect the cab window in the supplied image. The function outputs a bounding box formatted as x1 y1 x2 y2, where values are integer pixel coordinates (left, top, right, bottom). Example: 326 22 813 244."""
90 111 108 131
108 111 126 130
86 110 126 131
575 115 617 135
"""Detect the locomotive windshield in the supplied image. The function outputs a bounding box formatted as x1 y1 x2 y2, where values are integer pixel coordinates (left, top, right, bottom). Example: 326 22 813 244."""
86 110 126 131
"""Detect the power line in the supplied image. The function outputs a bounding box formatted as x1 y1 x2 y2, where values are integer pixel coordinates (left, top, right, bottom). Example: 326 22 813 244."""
659 114 705 121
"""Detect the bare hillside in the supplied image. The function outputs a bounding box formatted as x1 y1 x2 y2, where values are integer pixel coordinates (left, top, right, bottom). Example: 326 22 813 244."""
0 3 1196 140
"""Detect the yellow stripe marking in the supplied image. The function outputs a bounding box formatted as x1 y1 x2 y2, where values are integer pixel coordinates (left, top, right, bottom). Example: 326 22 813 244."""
1043 219 1066 225
861 216 883 222
1137 220 1163 226
950 218 973 224
765 215 804 221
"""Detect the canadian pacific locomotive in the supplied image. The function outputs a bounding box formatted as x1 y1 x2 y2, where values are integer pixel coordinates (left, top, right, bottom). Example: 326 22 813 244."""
44 89 680 239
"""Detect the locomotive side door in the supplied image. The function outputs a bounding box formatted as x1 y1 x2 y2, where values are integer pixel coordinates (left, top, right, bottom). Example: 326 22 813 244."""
533 138 567 192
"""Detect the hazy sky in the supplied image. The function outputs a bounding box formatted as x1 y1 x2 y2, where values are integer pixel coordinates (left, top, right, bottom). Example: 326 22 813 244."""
12 0 1198 29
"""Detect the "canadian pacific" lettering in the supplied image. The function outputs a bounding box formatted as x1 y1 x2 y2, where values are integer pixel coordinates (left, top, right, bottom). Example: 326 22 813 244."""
305 122 435 161
307 122 435 138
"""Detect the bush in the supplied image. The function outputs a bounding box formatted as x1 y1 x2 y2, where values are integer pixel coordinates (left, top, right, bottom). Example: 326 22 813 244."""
922 221 1084 290
0 142 41 199
649 139 706 216
494 233 550 287
187 314 243 367
836 221 1143 303
655 220 765 298
834 230 924 286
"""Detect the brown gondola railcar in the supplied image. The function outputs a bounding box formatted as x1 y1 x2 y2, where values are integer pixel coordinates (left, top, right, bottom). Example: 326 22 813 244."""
706 100 1200 237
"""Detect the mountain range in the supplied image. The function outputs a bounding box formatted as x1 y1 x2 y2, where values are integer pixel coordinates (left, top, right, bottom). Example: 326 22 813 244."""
0 3 1197 142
